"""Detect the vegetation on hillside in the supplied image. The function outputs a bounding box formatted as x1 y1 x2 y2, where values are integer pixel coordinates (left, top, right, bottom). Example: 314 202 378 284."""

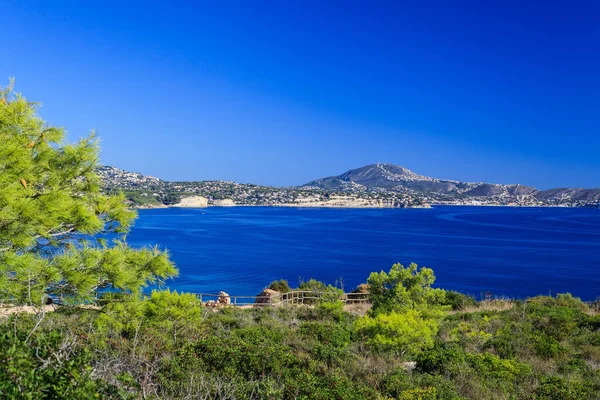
2 82 600 399
3 281 600 399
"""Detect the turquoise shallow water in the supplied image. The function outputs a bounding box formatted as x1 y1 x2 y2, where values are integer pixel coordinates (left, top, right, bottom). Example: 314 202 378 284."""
127 206 600 300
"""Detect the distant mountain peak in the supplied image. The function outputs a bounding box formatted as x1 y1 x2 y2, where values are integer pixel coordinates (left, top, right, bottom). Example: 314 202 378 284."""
302 163 543 197
356 163 436 183
304 163 437 191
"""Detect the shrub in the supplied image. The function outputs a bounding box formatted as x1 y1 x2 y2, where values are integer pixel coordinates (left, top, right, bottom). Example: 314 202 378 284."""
531 306 582 341
298 278 329 292
534 334 565 359
367 262 446 315
442 291 478 311
535 376 593 400
483 335 516 358
300 321 351 348
142 289 205 344
417 343 466 374
297 278 344 304
0 323 126 399
555 293 587 310
355 309 439 357
466 353 532 385
95 289 204 346
398 387 437 400
194 326 296 380
268 279 291 293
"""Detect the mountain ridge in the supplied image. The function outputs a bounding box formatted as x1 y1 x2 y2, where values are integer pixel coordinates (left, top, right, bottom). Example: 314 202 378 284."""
97 164 600 208
303 163 599 205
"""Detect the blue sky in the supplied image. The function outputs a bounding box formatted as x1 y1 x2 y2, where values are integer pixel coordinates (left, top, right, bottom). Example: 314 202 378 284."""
1 0 598 188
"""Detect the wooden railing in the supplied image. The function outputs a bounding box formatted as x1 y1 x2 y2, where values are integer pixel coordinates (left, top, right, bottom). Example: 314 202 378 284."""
197 290 370 307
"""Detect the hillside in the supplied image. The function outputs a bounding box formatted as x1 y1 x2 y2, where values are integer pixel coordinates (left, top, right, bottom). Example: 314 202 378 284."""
304 163 599 207
97 166 424 208
98 164 600 208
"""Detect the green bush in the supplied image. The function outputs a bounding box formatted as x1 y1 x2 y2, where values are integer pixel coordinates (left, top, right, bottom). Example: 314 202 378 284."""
355 309 439 357
300 321 350 346
381 369 459 400
534 334 565 358
531 305 583 341
0 323 127 399
268 279 291 293
535 376 593 400
417 343 466 374
442 290 478 311
193 326 296 380
297 278 344 304
483 335 516 358
367 262 447 316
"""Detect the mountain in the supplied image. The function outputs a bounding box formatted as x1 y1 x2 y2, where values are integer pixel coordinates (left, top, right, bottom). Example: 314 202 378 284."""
536 188 600 204
304 163 534 195
97 164 600 208
303 163 599 206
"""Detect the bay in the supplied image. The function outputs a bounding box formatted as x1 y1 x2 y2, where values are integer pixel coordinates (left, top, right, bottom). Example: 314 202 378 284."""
127 206 600 300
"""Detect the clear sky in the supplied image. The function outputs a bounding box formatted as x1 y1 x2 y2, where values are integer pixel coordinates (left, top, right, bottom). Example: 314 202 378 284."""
1 0 598 189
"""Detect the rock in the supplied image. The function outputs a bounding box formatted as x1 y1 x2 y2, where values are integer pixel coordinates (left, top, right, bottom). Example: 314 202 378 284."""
400 361 416 372
255 289 281 305
212 199 235 206
205 300 217 307
172 196 208 208
218 291 231 305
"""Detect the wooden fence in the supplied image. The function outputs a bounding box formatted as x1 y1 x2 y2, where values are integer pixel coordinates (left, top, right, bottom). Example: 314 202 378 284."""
197 290 370 307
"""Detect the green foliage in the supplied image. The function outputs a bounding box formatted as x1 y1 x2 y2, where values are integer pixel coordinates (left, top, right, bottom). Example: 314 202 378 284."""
314 298 346 321
356 263 447 359
535 376 595 400
534 334 565 358
95 289 204 345
397 387 437 400
466 353 532 383
0 321 127 399
3 289 600 399
355 309 439 357
298 278 344 304
0 81 176 305
268 279 291 293
194 326 295 380
141 290 204 344
367 262 446 315
417 343 467 374
442 290 478 311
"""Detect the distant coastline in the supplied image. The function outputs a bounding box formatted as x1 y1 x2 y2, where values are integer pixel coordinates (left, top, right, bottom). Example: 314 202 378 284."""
99 165 600 210
136 202 600 210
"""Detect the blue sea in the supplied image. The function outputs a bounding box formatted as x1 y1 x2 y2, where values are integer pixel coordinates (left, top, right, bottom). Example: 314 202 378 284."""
127 206 600 300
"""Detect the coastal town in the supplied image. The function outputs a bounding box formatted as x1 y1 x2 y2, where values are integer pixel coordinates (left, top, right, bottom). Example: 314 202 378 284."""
97 165 600 208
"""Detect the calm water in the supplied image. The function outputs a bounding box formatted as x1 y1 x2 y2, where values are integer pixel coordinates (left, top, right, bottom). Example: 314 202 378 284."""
127 206 600 300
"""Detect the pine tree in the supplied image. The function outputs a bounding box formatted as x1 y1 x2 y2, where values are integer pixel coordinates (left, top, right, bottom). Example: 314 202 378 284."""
0 79 177 305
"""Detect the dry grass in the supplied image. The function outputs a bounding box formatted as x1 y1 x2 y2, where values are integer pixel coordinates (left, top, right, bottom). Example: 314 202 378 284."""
343 302 371 316
0 304 57 317
449 299 515 315
584 304 600 316
0 304 101 318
